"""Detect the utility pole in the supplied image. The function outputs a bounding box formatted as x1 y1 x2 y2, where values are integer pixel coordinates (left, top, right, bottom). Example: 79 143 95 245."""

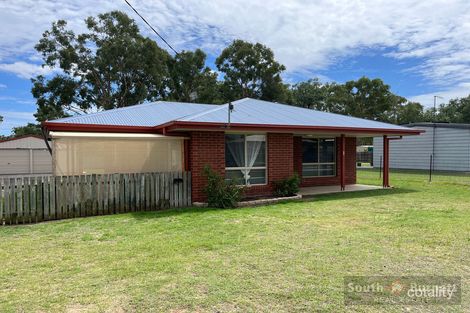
431 95 443 173
433 95 443 122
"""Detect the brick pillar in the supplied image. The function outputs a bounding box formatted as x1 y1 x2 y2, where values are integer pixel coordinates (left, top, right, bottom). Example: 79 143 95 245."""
340 135 346 190
189 131 225 202
345 137 357 184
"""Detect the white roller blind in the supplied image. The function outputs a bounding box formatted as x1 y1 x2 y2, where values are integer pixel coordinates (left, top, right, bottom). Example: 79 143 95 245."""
54 137 183 176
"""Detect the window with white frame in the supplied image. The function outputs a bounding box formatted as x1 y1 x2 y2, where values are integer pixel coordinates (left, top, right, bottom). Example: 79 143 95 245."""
225 134 267 185
302 138 336 177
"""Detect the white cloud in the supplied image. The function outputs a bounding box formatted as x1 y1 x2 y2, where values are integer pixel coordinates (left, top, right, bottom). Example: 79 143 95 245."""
0 0 469 98
408 82 470 108
0 110 36 135
0 83 6 88
0 61 53 79
0 96 35 105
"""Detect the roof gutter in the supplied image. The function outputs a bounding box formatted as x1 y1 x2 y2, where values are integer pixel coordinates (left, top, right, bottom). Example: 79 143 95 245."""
42 121 157 133
157 121 424 136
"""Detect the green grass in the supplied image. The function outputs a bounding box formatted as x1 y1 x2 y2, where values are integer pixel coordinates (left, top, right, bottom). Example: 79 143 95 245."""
0 170 469 312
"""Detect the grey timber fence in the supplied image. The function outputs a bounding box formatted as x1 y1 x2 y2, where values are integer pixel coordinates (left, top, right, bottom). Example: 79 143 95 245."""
0 171 191 225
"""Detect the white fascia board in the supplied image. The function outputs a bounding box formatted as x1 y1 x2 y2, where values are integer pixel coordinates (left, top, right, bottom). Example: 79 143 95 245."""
49 131 188 140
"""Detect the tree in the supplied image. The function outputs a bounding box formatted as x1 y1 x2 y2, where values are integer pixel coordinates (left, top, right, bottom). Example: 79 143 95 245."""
396 101 424 124
290 78 329 110
323 83 350 114
342 77 406 122
422 106 442 122
437 95 470 123
12 123 42 137
32 11 170 121
168 49 221 103
215 40 286 102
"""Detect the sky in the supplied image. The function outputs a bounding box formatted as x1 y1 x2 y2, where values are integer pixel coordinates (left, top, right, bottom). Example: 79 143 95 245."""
1 0 470 135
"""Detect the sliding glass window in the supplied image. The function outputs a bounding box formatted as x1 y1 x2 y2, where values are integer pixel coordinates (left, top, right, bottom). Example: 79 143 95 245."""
225 134 266 185
302 138 336 177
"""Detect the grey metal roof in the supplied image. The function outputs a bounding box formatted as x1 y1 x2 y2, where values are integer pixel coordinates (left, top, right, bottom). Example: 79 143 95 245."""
48 101 216 126
47 97 413 132
178 98 411 131
405 122 470 130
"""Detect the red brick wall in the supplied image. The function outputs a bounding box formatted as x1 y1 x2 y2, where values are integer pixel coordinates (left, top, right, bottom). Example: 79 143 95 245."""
244 133 294 198
189 131 225 202
188 131 356 202
293 136 356 187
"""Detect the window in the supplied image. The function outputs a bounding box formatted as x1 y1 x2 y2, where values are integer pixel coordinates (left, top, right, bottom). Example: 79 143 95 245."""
225 134 266 185
302 138 336 177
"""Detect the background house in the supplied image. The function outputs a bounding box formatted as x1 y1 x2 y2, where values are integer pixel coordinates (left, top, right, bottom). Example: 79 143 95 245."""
0 135 52 176
373 123 470 172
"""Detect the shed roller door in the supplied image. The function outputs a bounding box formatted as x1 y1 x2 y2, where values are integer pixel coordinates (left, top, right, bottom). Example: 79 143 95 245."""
33 149 52 174
0 150 30 174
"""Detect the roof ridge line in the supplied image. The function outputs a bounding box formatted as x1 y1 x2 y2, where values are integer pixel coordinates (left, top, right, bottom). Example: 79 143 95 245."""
231 98 251 104
178 98 251 122
178 103 228 122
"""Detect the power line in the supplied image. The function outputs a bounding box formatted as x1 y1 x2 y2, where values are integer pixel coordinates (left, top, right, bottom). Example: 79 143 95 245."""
122 0 179 55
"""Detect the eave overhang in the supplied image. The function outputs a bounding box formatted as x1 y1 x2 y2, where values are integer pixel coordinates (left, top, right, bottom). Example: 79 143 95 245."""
157 121 424 136
43 120 424 137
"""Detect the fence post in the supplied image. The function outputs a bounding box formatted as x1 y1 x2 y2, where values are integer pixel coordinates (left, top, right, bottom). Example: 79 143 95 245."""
379 156 382 179
0 178 3 225
429 154 433 182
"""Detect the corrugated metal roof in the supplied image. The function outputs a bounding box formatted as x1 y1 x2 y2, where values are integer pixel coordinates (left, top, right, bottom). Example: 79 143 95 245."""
406 122 470 130
47 101 216 126
46 98 413 132
178 98 411 131
0 135 46 149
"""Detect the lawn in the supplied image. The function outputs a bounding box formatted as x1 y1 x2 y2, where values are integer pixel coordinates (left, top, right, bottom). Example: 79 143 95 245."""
0 170 469 312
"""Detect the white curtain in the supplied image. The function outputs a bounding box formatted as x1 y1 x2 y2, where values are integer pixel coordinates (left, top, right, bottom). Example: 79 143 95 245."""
245 135 265 183
226 137 245 167
226 136 245 182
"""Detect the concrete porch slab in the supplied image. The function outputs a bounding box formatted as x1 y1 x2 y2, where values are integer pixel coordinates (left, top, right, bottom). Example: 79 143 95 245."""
299 184 382 196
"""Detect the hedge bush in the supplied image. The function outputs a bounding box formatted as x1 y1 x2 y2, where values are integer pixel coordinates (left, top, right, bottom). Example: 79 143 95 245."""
203 166 245 208
272 173 301 197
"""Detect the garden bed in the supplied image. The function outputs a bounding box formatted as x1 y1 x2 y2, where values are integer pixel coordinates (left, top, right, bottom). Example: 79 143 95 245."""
193 194 302 208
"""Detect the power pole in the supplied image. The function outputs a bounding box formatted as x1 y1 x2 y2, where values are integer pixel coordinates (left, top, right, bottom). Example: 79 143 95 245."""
431 95 443 173
433 95 443 122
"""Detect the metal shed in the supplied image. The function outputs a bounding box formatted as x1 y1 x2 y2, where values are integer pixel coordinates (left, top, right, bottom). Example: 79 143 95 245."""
0 135 52 176
374 123 470 172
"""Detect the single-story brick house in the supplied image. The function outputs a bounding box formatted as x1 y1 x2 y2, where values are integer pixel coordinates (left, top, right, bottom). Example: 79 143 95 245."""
42 98 421 202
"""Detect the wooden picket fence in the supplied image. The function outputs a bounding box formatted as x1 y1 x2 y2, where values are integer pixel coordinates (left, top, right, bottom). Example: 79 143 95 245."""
0 171 191 225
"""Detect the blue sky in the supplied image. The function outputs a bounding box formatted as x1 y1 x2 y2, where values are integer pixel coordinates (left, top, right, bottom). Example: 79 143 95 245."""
1 0 470 135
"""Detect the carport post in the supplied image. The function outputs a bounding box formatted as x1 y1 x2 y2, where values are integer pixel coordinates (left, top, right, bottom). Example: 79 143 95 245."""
340 134 346 191
382 135 390 188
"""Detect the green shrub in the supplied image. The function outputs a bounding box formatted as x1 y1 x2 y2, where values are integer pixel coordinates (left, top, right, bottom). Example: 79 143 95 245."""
272 173 301 197
203 166 245 208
